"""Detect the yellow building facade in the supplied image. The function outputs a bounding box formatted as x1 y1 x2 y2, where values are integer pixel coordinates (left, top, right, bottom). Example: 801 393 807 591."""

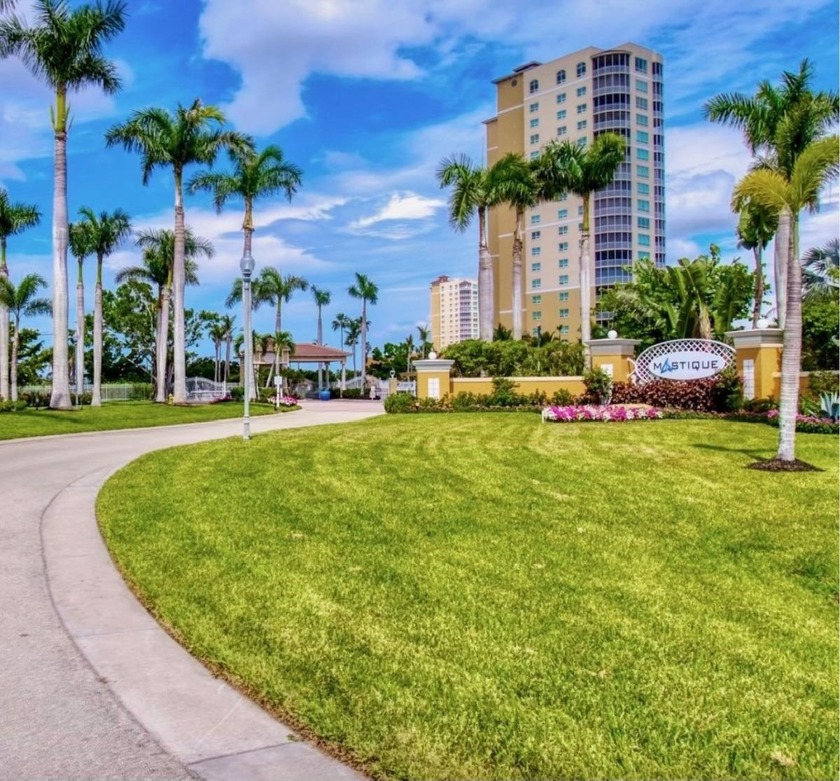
485 43 665 342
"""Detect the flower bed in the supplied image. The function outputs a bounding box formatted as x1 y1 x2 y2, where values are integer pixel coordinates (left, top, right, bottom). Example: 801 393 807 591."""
766 409 839 435
542 404 664 422
275 396 300 408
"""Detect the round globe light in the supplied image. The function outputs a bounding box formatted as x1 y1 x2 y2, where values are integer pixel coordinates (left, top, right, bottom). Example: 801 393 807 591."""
756 318 769 329
607 329 618 339
428 351 437 360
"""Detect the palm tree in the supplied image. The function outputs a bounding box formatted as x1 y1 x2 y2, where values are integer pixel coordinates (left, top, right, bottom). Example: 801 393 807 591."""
218 313 235 386
801 239 839 301
533 133 626 363
105 99 251 403
0 188 40 401
77 207 131 406
348 273 378 395
491 153 539 339
311 286 331 390
253 267 308 383
0 273 51 401
417 324 432 358
332 312 351 351
736 202 778 326
271 330 296 398
733 135 839 463
208 320 226 383
405 333 415 378
344 318 361 378
705 59 839 328
116 228 211 401
188 143 302 258
0 0 126 409
436 154 511 340
68 221 92 397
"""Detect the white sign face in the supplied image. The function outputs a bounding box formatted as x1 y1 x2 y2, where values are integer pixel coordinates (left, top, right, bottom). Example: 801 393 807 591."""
649 350 726 381
273 375 282 386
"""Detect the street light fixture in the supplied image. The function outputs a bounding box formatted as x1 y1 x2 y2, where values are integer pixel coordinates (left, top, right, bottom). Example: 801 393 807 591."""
240 250 256 441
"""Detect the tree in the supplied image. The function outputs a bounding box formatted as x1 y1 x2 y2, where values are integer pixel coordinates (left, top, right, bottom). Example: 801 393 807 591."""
332 312 351 351
311 285 331 390
348 273 378 394
105 99 250 403
0 0 126 409
0 273 51 400
207 317 226 383
77 207 131 405
272 330 296 396
219 313 235 386
0 188 40 400
344 317 361 377
801 238 839 300
705 59 839 328
533 133 626 362
252 267 307 383
733 135 839 462
101 281 157 380
417 324 432 358
115 228 211 401
436 154 509 340
736 201 777 326
68 220 92 397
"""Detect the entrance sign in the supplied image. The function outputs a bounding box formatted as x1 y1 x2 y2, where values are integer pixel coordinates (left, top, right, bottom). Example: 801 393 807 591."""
634 339 735 384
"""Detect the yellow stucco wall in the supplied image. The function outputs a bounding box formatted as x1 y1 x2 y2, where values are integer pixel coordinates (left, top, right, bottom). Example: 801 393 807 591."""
451 376 586 397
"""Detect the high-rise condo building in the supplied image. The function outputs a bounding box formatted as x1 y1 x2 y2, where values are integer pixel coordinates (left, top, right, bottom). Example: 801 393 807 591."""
484 43 665 340
430 275 480 350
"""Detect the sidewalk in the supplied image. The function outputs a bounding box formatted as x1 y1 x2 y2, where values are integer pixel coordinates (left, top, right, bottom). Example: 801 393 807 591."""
0 401 383 781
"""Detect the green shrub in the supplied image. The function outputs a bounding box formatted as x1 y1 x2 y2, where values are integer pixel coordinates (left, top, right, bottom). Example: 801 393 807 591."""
807 370 839 397
229 386 244 402
384 392 416 414
550 389 574 406
612 372 743 412
0 399 28 412
742 396 776 413
583 368 613 403
20 388 51 408
130 383 154 401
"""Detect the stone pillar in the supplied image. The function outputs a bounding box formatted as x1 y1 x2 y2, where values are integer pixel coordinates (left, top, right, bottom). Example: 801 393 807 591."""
413 359 454 400
585 338 641 382
388 375 399 396
725 328 783 400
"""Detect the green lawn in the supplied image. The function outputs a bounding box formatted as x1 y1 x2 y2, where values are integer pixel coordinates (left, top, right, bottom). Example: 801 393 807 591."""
0 400 286 440
98 416 838 781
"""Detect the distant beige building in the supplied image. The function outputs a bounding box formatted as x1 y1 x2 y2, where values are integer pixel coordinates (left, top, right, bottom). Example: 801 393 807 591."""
430 275 480 350
485 43 665 340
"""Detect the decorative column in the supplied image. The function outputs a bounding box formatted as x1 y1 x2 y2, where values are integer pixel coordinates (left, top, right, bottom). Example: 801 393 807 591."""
413 357 454 400
585 337 641 382
725 328 783 400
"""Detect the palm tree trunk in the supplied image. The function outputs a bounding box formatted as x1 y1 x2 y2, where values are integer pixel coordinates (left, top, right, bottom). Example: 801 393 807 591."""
1 237 10 401
478 207 493 341
360 300 367 395
171 167 187 403
50 123 72 410
776 215 801 462
752 246 764 327
156 288 170 402
774 207 791 329
10 315 19 402
75 271 85 398
511 208 524 340
224 336 231 386
92 258 104 407
317 306 323 390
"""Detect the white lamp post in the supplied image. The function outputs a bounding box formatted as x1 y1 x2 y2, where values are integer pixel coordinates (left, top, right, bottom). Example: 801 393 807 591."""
240 250 256 441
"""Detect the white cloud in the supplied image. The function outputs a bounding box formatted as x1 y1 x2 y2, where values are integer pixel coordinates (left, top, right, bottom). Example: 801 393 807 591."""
349 192 445 231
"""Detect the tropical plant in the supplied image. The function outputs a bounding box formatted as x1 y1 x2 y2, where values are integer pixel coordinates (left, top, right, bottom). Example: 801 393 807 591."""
271 329 296 394
736 201 777 325
311 285 331 390
219 313 235 386
417 324 432 359
254 267 307 382
733 135 839 462
0 0 126 408
76 207 131 405
105 99 251 403
332 312 351 351
0 273 51 400
68 220 92 397
532 133 627 362
207 318 226 384
0 188 40 401
705 59 839 328
801 238 839 300
344 317 361 376
115 228 211 401
348 272 378 394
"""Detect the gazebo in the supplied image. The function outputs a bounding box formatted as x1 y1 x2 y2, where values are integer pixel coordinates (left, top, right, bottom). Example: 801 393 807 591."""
252 339 351 396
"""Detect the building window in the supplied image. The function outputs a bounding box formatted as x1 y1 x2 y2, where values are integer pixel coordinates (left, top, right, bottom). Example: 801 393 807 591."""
637 216 650 229
635 96 648 110
530 133 540 144
576 103 587 114
531 246 542 256
529 79 539 94
556 69 566 84
532 279 542 289
576 86 587 97
558 208 568 219
556 92 566 104
638 182 650 195
559 308 569 318
558 241 568 251
559 258 569 268
530 151 539 160
637 114 649 127
559 325 570 334
577 119 587 130
556 109 567 119
639 251 651 261
636 79 648 93
531 214 541 224
576 62 586 77
531 294 542 304
635 56 648 73
558 225 568 234
559 274 569 285
533 310 542 321
638 234 651 246
577 137 587 148
531 230 541 239
577 205 584 215
636 130 649 144
529 102 539 113
530 118 539 128
559 291 570 301
638 199 650 212
637 148 649 161
557 126 567 136
531 261 542 271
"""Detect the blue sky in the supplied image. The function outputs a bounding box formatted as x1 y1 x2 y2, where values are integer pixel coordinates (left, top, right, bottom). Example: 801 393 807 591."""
1 0 838 355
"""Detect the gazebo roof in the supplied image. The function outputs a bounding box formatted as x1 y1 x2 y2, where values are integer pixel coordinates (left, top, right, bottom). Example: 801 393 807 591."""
254 340 350 364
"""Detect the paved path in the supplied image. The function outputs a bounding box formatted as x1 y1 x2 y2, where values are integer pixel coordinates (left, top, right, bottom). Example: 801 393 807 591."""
0 401 384 781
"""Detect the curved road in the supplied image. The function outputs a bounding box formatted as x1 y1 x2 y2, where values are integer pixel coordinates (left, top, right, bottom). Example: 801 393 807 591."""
0 401 383 781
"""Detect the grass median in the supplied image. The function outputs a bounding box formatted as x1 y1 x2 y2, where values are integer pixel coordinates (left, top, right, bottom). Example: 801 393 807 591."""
0 400 290 441
99 415 838 780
